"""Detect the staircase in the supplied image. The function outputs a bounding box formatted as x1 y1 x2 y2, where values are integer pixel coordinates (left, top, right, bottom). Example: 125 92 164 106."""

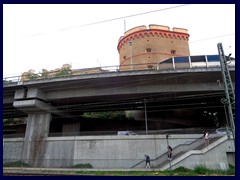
157 135 226 170
131 132 226 169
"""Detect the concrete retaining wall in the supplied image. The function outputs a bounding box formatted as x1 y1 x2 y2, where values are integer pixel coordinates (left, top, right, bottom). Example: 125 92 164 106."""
170 139 235 170
3 138 24 163
3 134 234 169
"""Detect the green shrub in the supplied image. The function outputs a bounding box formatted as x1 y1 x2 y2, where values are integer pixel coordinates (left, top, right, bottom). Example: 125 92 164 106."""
55 64 72 77
227 164 235 175
3 161 29 167
194 165 208 174
83 111 127 120
71 163 93 168
174 166 190 172
3 118 15 125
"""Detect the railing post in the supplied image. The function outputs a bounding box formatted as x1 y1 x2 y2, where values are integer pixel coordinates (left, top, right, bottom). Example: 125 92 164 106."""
188 56 192 68
205 55 209 68
172 57 175 69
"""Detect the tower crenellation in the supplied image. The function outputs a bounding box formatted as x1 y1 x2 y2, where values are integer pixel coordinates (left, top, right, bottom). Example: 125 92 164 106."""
117 24 190 70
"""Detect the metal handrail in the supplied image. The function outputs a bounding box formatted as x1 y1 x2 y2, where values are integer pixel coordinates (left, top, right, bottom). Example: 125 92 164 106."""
130 128 218 168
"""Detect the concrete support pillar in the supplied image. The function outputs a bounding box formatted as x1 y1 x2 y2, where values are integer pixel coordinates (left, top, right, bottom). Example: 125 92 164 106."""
13 87 75 167
21 113 51 167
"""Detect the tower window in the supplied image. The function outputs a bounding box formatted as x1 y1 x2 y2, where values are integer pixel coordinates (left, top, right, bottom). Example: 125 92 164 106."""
123 56 126 59
171 50 176 54
146 48 151 53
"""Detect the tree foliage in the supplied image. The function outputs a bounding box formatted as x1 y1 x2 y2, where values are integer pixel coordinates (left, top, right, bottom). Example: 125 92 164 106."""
55 64 72 77
83 111 129 120
20 64 73 81
22 69 39 80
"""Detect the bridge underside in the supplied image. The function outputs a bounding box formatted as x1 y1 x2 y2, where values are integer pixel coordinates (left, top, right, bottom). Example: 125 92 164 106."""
48 90 224 113
3 68 234 133
3 90 225 118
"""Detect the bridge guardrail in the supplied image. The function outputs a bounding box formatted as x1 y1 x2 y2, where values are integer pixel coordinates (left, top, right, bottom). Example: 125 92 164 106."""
3 58 235 85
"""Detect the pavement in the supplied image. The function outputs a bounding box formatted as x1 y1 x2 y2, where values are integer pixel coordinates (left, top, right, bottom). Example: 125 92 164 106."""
3 167 159 173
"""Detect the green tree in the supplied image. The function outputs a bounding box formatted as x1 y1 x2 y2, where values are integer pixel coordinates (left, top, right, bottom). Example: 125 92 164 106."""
83 111 128 120
55 64 72 77
3 79 12 84
41 69 49 78
22 69 39 81
3 118 15 125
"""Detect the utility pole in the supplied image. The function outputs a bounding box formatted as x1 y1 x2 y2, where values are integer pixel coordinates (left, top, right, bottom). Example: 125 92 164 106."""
217 43 235 141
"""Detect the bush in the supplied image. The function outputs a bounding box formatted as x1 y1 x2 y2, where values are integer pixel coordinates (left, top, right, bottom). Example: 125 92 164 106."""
194 165 208 174
174 166 190 172
83 111 127 120
3 118 15 125
55 64 72 77
71 163 93 168
227 164 235 175
3 161 29 167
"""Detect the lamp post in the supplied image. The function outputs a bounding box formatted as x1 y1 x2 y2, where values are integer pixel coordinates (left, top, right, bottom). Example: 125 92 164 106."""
129 40 133 70
166 134 172 171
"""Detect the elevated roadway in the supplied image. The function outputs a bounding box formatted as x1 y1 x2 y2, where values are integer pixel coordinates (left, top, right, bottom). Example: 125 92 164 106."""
3 66 235 119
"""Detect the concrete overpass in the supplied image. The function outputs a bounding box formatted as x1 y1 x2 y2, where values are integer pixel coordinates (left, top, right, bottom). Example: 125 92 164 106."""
3 57 235 168
3 66 235 118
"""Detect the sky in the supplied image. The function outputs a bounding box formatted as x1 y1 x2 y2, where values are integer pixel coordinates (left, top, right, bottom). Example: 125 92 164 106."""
3 4 235 77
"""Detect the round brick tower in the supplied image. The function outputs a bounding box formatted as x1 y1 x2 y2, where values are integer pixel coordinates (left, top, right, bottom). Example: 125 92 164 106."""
117 24 190 70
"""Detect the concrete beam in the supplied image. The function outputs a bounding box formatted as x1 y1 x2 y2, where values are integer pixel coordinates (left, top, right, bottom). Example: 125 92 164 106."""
45 82 226 100
28 88 46 99
13 99 53 113
14 88 46 100
13 99 73 118
14 89 25 100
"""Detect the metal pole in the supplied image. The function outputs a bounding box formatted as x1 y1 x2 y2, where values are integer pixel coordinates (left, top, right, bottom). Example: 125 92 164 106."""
129 41 133 70
217 43 235 141
166 134 172 171
221 99 229 122
144 99 148 135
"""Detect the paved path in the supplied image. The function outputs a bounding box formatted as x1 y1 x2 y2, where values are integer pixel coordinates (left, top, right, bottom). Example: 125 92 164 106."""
4 167 159 175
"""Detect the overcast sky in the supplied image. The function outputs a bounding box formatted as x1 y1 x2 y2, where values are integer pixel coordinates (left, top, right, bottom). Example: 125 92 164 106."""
3 4 235 77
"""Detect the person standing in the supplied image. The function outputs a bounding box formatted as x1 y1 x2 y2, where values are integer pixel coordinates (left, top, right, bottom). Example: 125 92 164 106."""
204 131 209 146
144 155 150 168
167 146 173 160
203 131 206 138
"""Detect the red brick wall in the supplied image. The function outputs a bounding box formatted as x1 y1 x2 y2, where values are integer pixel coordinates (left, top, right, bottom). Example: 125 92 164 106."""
118 25 190 70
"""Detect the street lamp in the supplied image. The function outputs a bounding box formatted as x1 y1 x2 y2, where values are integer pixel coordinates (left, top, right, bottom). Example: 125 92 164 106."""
166 134 172 171
129 40 133 70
